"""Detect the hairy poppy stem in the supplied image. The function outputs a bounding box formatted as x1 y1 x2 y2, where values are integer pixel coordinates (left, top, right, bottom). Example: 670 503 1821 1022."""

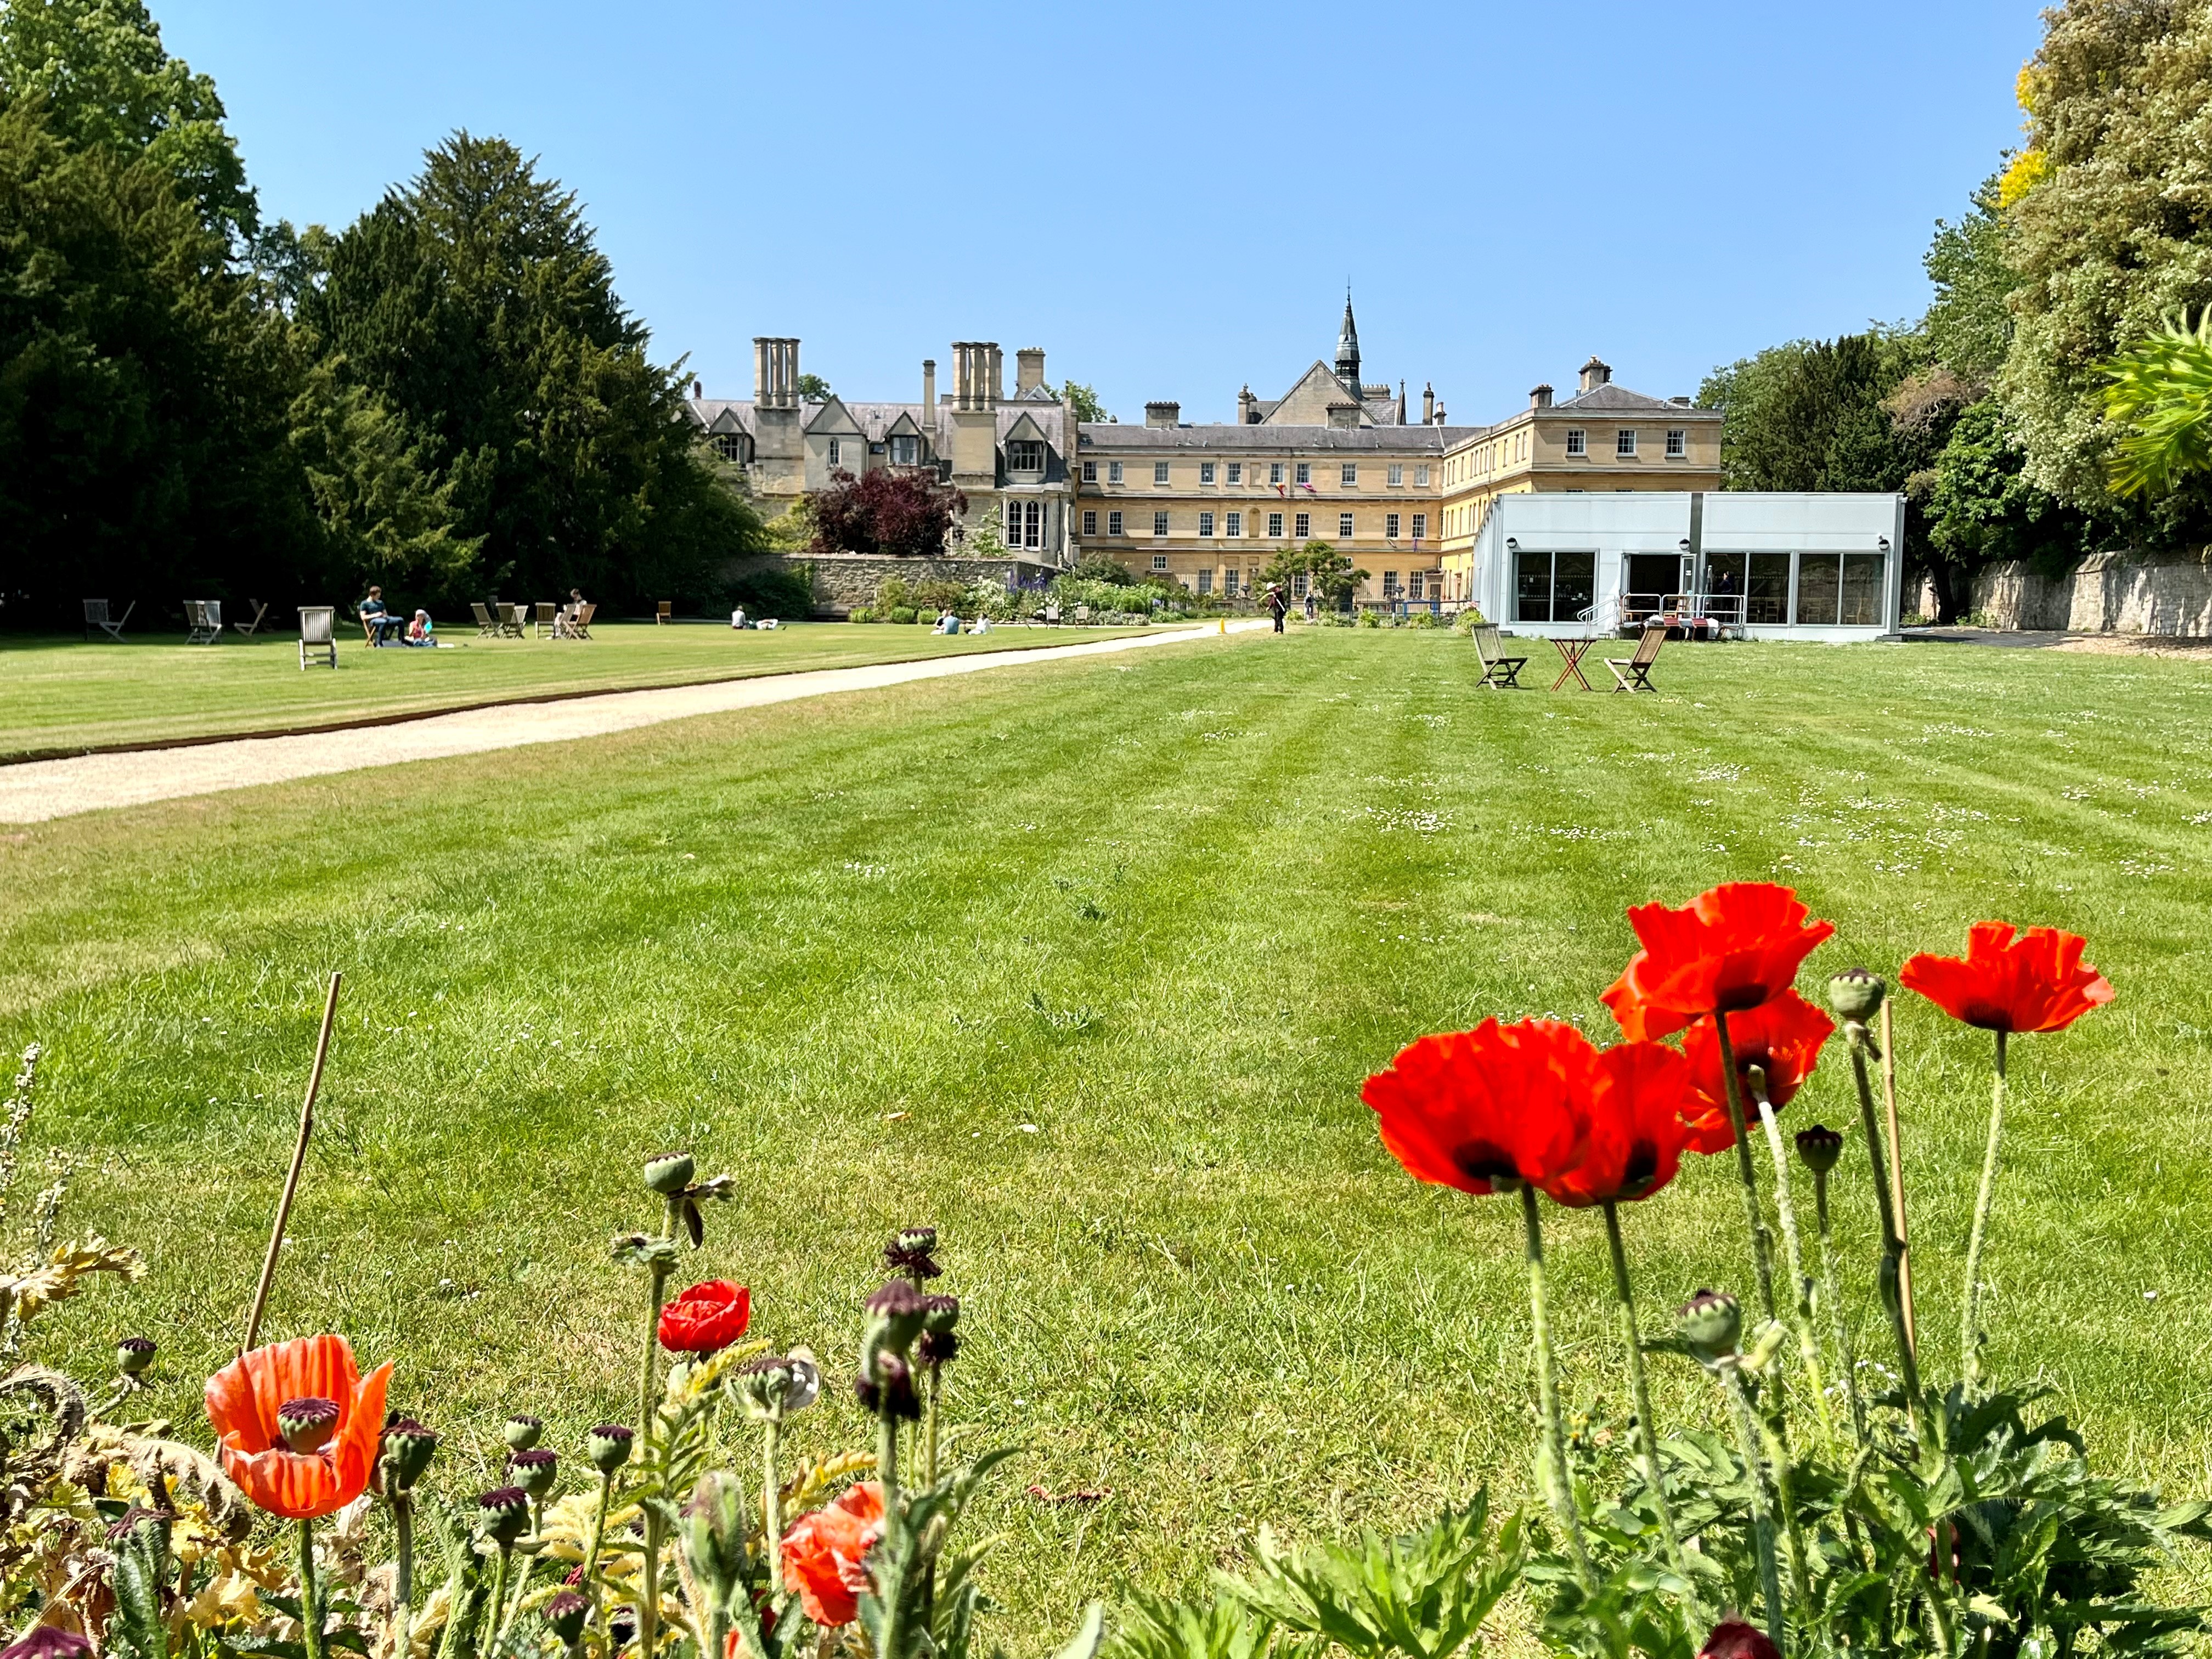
1961 1029 2007 1395
761 1416 782 1596
1720 1367 1786 1656
1712 1015 1780 1323
391 1494 414 1657
486 1543 512 1646
1520 1184 1593 1587
583 1469 612 1617
926 1363 943 1489
1812 1169 1867 1444
634 1194 679 1659
297 1518 326 1659
1600 1201 1690 1586
1879 997 1917 1352
1751 1087 1836 1451
1843 1022 1932 1447
876 1395 906 1659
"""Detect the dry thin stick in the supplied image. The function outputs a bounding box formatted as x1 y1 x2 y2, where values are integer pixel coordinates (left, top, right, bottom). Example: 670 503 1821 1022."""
244 973 342 1353
1880 995 1916 1354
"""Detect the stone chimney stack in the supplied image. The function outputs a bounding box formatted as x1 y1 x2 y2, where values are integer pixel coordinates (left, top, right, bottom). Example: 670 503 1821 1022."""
691 377 703 401
1144 400 1181 428
1530 383 1554 410
1421 382 1435 424
750 337 804 492
753 337 802 409
1578 357 1612 393
984 343 1002 407
948 344 998 483
922 358 936 415
1016 347 1046 396
1237 385 1257 425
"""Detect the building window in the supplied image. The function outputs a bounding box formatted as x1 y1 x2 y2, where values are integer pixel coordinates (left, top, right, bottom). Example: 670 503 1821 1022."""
1199 512 1215 537
1199 462 1216 484
1295 511 1311 538
1268 511 1285 538
709 433 748 463
1082 510 1097 537
1412 513 1426 540
1515 549 1596 623
1291 572 1308 597
1616 429 1637 456
1226 511 1242 537
1666 428 1686 458
1415 465 1429 485
887 436 917 466
1005 500 1042 548
1387 464 1403 486
1223 569 1239 597
1565 430 1586 456
1108 461 1124 484
1341 463 1358 486
828 438 842 466
1386 512 1401 539
1409 571 1425 600
1081 459 1097 482
1152 511 1170 537
1295 462 1311 485
1382 571 1401 599
1338 512 1354 539
1196 569 1213 594
1008 439 1045 472
1108 510 1124 536
1154 461 1171 486
1152 554 1169 571
1227 462 1242 484
1270 462 1285 484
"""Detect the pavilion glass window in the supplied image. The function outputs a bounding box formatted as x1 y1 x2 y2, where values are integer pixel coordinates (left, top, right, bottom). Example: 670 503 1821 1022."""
1514 549 1595 623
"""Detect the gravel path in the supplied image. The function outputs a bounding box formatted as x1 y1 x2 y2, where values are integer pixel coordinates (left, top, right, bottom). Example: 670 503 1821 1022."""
1 622 1269 823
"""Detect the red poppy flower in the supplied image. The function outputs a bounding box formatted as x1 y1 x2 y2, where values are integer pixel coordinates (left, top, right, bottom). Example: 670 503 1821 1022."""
1698 1623 1781 1659
204 1335 393 1520
658 1280 752 1355
1601 883 1836 1041
1362 1019 1588 1195
779 1481 884 1627
1679 991 1836 1154
1541 1038 1696 1207
1899 921 2113 1034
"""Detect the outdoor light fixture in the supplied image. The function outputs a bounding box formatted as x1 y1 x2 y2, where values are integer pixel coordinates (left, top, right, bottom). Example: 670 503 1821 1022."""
1505 537 1518 550
1679 539 1692 554
1878 536 1891 553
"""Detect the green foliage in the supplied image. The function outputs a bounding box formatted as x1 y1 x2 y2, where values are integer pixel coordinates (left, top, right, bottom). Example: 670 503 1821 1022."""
1699 332 1929 494
1071 552 1139 586
1923 173 2016 386
2100 309 2212 496
1260 541 1366 611
1923 398 2095 574
730 562 815 620
1059 381 1109 422
1112 1589 1286 1659
795 373 832 401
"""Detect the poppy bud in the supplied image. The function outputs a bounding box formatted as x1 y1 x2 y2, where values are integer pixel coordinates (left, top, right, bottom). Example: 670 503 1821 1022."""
382 1418 439 1490
477 1486 531 1544
854 1352 921 1420
277 1396 341 1454
504 1413 544 1451
587 1423 634 1474
544 1591 590 1645
1826 967 1887 1023
1677 1289 1741 1363
644 1153 696 1196
1794 1124 1844 1174
864 1279 930 1352
1699 1621 1781 1659
509 1447 558 1498
736 1352 822 1421
680 1470 749 1604
885 1226 943 1282
918 1294 962 1367
116 1336 155 1377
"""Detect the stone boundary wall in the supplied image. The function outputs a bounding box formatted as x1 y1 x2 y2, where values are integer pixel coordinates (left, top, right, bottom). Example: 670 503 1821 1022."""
723 554 1063 617
1964 551 2212 635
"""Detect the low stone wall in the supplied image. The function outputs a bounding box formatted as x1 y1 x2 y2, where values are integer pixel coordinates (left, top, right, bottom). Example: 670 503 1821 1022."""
1967 550 2212 635
725 554 1062 617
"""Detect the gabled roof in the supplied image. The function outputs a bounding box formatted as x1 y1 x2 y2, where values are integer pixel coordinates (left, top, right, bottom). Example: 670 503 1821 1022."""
1077 423 1486 452
1003 410 1048 445
1263 360 1370 426
880 410 921 439
804 396 865 436
1551 383 1717 416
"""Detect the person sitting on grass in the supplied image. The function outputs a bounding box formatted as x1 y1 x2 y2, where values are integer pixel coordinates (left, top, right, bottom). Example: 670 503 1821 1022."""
936 609 960 635
404 610 436 647
730 604 749 630
358 586 393 646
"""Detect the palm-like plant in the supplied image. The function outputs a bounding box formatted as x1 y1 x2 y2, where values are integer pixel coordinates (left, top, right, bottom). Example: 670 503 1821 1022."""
2099 309 2212 495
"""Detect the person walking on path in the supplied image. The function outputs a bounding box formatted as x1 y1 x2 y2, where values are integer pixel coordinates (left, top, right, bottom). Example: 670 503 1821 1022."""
1265 582 1288 633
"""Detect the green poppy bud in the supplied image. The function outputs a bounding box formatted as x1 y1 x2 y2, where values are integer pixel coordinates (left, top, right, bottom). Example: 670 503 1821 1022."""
382 1418 439 1490
1677 1289 1741 1363
116 1336 155 1377
1794 1124 1844 1174
504 1413 544 1452
586 1423 634 1474
680 1470 749 1605
544 1591 590 1646
644 1153 696 1196
1827 967 1887 1023
476 1486 530 1545
509 1447 558 1498
864 1279 930 1352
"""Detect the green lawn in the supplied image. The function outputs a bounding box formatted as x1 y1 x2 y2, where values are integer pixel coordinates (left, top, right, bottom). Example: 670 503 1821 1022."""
4 630 2210 1649
0 619 1150 759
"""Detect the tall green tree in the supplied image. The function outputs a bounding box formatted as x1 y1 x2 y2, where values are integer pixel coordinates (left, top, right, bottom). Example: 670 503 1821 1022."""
303 132 758 606
1700 332 1928 494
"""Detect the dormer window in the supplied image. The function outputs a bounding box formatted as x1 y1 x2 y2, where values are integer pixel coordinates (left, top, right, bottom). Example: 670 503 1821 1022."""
1007 439 1045 472
708 434 749 464
890 435 920 466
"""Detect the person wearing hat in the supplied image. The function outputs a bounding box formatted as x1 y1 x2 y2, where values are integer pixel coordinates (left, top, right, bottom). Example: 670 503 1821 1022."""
1265 581 1288 633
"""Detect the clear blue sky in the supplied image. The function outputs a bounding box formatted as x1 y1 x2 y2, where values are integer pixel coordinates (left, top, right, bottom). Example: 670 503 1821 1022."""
156 0 2042 426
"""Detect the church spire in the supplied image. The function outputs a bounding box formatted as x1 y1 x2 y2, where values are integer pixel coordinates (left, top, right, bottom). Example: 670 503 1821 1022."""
1335 287 1361 390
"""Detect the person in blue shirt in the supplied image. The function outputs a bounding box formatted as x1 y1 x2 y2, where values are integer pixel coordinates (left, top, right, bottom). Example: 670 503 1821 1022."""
358 586 399 645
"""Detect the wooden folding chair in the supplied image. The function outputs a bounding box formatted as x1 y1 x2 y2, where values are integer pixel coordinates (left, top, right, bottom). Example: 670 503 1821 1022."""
82 599 134 641
1470 624 1527 690
569 601 596 640
471 602 500 636
499 604 526 639
656 601 673 625
298 606 337 670
1605 624 1667 693
232 599 271 636
184 600 223 644
534 602 558 639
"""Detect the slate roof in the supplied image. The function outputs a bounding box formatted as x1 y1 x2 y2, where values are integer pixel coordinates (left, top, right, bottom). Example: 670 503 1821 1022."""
681 398 1070 460
1077 423 1486 452
1550 383 1718 416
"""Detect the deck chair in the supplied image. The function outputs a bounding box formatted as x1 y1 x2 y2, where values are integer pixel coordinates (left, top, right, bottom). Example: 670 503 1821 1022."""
184 600 223 644
232 599 271 636
1605 624 1667 693
499 604 526 639
569 601 596 640
1471 624 1527 690
656 601 673 625
1074 603 1091 625
534 602 558 639
298 606 337 669
471 602 499 636
82 599 134 641
1044 601 1062 625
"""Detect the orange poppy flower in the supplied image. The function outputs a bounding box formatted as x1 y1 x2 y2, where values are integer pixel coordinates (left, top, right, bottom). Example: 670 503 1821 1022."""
1679 991 1836 1154
1601 883 1835 1041
1362 1019 1591 1197
780 1481 884 1628
1899 921 2112 1034
1541 1037 1695 1207
204 1335 393 1519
